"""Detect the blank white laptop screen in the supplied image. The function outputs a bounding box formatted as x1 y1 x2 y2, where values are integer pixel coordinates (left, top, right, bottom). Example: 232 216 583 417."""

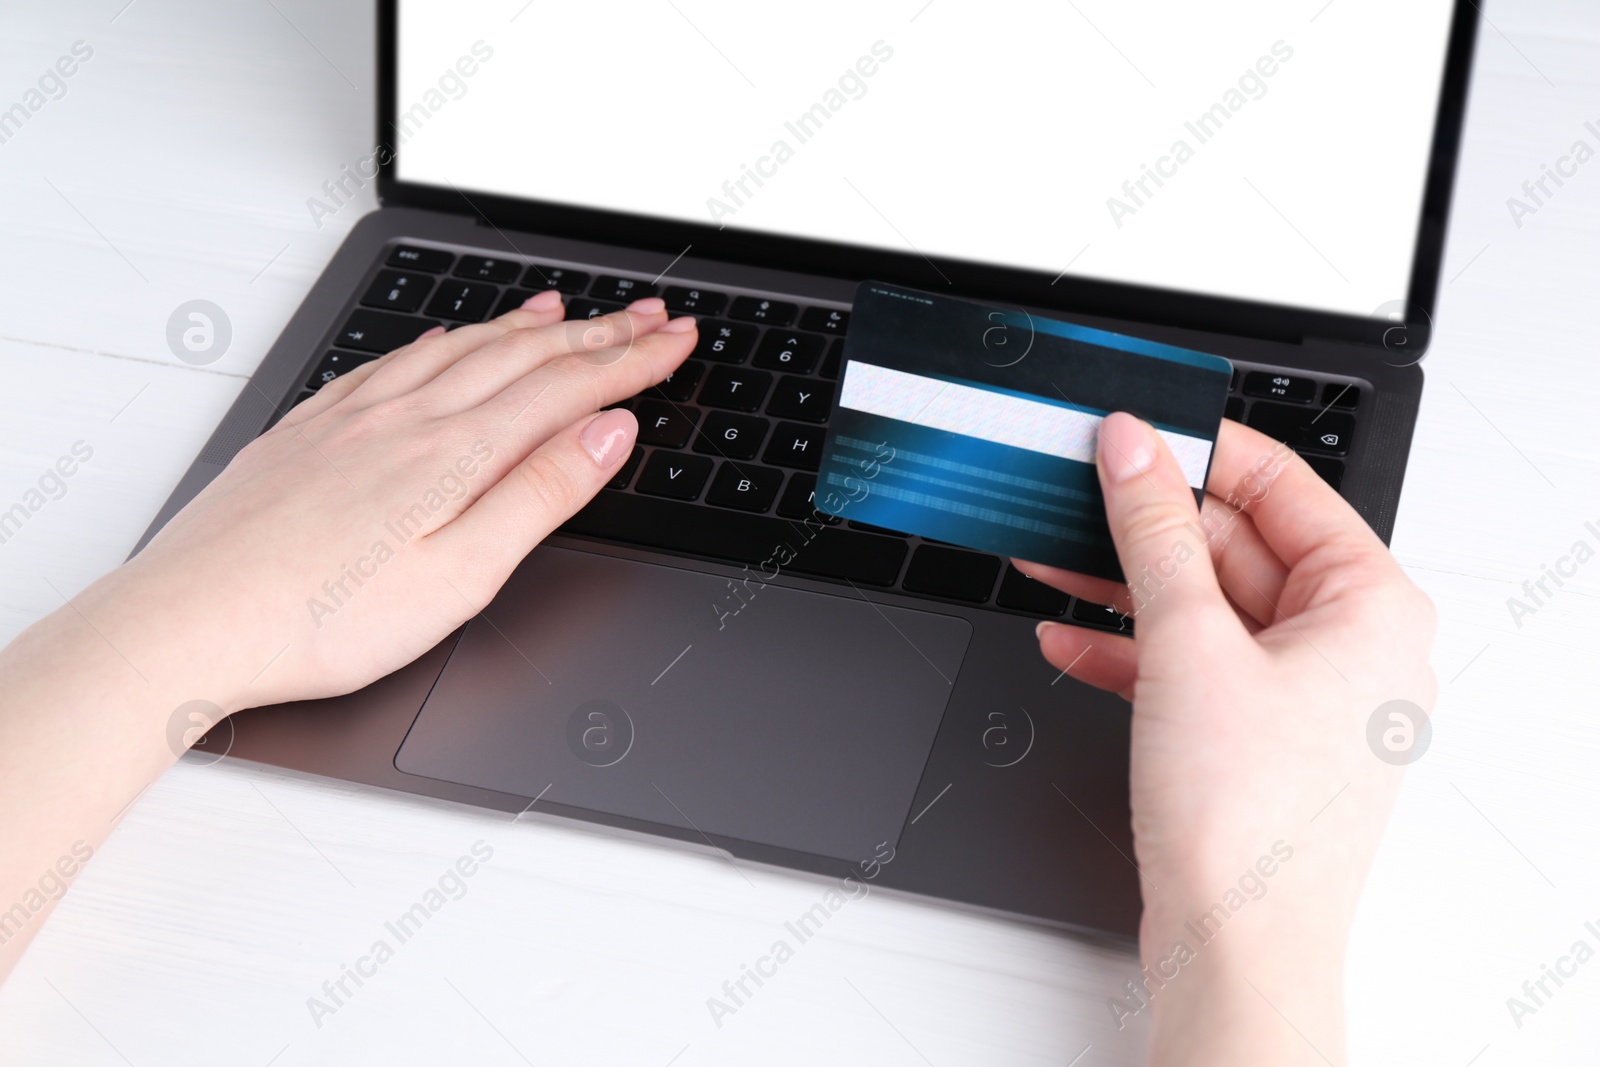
395 0 1456 321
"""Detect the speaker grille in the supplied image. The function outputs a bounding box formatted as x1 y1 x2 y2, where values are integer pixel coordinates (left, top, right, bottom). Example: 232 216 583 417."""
198 387 277 467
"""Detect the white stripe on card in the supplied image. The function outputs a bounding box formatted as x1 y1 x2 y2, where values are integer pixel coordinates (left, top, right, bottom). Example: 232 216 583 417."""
837 361 1214 489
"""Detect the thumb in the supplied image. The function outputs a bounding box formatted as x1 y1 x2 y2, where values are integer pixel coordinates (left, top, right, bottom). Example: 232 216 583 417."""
424 407 639 604
1096 412 1230 630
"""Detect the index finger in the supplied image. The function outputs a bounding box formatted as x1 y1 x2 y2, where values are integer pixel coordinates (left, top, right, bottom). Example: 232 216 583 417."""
1206 419 1387 571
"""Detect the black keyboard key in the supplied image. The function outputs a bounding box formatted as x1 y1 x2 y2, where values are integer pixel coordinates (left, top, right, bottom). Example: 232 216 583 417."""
305 349 377 390
635 401 700 448
763 422 824 471
663 286 728 316
766 376 832 422
334 310 441 353
799 306 850 335
562 493 906 585
775 473 839 523
606 446 644 491
1225 397 1245 422
360 270 434 313
788 531 905 585
729 296 798 326
692 321 758 363
567 298 625 321
386 245 453 273
591 275 657 303
1301 454 1345 491
1321 382 1360 410
493 288 536 318
902 546 1001 603
649 360 705 403
1247 403 1355 456
706 463 784 512
752 330 824 373
424 282 498 322
995 565 1069 617
455 255 522 284
701 366 772 412
524 265 590 293
634 451 714 500
1243 371 1316 404
820 338 845 380
847 521 907 536
694 411 770 460
1071 598 1133 634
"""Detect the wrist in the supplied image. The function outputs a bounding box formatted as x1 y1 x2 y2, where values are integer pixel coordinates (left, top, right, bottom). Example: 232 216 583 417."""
0 599 196 797
77 558 257 715
25 565 244 758
1135 891 1348 1066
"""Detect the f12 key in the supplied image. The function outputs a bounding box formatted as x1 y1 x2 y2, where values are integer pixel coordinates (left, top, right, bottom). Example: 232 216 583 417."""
1243 372 1316 404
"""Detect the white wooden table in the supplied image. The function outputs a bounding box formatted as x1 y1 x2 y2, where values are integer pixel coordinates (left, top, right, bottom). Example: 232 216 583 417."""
3 2 1598 1064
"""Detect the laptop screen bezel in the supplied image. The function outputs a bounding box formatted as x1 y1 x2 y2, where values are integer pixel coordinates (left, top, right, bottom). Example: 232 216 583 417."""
374 1 1479 356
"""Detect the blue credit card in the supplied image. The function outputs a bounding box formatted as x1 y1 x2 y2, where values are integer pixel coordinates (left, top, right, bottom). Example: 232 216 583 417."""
814 282 1233 582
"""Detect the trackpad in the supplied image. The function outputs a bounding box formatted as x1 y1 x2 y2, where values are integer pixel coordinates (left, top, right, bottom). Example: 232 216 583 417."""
397 546 971 862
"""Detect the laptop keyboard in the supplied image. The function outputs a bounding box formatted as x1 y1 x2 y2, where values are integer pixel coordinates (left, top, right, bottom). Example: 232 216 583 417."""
283 241 1367 634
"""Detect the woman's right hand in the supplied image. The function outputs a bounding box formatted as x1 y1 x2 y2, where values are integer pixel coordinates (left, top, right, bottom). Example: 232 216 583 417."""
1019 414 1436 1066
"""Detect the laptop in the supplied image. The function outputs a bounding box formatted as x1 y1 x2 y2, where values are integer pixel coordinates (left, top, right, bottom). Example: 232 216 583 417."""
136 1 1479 937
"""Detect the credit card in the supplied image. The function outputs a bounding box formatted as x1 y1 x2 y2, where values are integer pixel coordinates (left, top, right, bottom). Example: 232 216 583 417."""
814 282 1233 582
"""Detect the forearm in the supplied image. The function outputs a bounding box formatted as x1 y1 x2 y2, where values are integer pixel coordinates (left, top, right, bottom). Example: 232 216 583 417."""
0 571 200 981
0 299 689 985
1141 902 1347 1066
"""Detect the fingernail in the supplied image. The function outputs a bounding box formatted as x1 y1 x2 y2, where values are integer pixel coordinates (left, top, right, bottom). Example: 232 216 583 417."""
1036 621 1059 641
1098 412 1157 484
580 408 636 467
417 325 446 339
657 315 698 334
626 296 666 315
522 289 563 311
